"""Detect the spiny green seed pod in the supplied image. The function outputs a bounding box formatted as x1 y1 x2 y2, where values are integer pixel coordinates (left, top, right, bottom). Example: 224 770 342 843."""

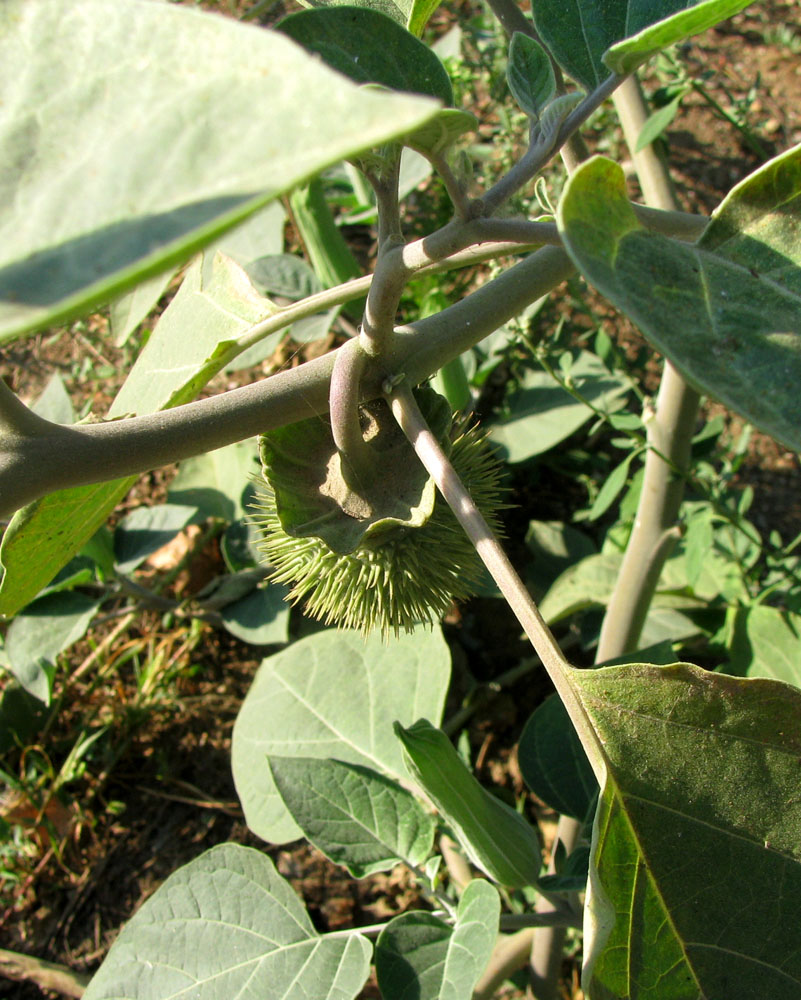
251 391 505 636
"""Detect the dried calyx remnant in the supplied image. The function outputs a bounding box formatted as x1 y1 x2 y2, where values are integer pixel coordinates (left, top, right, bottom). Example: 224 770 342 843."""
252 386 504 636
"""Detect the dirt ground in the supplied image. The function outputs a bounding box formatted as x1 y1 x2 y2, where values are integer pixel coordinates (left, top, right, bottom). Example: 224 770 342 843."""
2 2 801 998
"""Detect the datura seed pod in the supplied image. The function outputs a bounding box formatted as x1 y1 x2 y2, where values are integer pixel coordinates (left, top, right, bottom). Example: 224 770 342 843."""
251 387 504 636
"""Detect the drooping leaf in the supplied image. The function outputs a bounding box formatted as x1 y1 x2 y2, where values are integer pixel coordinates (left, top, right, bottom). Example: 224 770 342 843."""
506 33 556 120
268 756 436 877
0 0 438 343
4 592 103 703
572 662 801 999
558 152 801 451
518 693 597 821
488 351 630 463
395 719 542 888
0 480 132 618
277 7 453 105
724 605 801 686
82 843 371 1000
232 628 450 843
375 880 500 1000
532 0 753 90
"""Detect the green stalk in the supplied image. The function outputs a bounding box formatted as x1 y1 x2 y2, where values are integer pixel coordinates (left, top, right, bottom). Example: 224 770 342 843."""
289 178 365 320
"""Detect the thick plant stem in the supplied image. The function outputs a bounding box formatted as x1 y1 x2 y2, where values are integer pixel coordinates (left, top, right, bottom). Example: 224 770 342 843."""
596 75 701 661
529 74 702 1000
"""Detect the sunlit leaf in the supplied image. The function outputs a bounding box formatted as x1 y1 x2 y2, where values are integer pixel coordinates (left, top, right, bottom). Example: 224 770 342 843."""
232 628 450 843
82 844 371 1000
0 0 437 342
558 152 801 451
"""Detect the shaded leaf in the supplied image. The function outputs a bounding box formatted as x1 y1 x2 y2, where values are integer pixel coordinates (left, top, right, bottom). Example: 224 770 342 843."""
277 7 453 104
232 628 450 843
113 503 199 575
0 0 437 342
218 585 290 646
519 693 596 821
4 592 102 703
396 719 542 888
558 153 801 451
532 0 752 90
573 662 801 999
168 438 260 523
725 604 801 685
269 756 436 876
375 880 500 1000
489 351 630 463
82 843 371 1000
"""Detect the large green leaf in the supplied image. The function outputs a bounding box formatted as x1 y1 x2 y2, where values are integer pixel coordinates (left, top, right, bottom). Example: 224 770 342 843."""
531 0 753 90
571 662 801 999
558 153 801 452
396 719 542 888
232 628 451 843
82 843 371 1000
268 756 436 877
375 880 500 1000
277 7 453 105
0 0 438 343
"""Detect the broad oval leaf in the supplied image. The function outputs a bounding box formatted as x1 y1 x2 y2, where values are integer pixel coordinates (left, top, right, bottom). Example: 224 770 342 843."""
82 843 371 1000
0 0 438 342
573 662 801 999
725 605 801 686
396 719 542 888
532 0 753 90
375 880 500 1000
276 6 453 105
558 153 801 452
232 628 451 843
268 756 436 877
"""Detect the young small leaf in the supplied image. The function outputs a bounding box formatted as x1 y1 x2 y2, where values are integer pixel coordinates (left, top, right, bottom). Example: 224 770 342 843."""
395 719 542 888
506 32 556 119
